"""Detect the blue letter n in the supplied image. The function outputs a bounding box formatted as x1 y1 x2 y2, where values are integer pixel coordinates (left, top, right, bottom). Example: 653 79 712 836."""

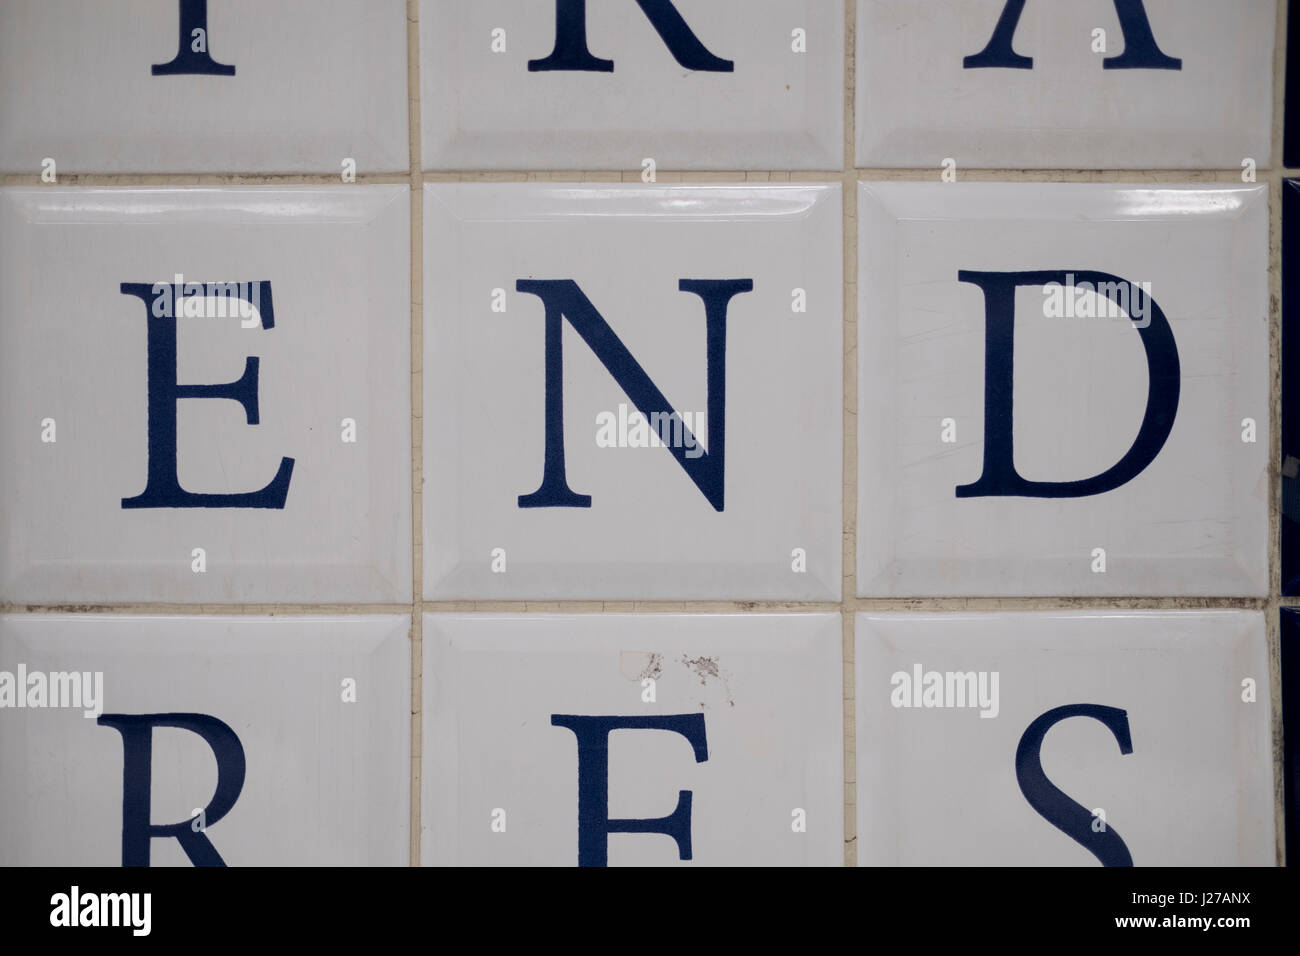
515 278 752 512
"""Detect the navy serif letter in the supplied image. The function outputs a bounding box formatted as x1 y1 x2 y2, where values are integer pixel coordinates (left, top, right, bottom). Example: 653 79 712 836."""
98 713 246 867
956 269 1179 499
551 714 708 867
964 0 1180 70
529 0 733 72
515 278 752 512
118 282 294 509
153 0 235 76
1015 704 1134 867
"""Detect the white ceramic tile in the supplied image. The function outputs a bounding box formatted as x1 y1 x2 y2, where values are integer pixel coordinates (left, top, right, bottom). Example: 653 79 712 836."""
422 613 843 866
423 183 842 601
856 611 1273 866
0 0 409 173
857 183 1268 596
0 614 410 866
0 186 412 604
856 0 1274 169
420 0 844 170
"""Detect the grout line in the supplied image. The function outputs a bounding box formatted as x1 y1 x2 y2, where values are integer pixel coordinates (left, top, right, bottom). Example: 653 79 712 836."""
406 0 424 869
0 596 1276 614
842 0 857 869
1269 0 1289 867
0 604 417 615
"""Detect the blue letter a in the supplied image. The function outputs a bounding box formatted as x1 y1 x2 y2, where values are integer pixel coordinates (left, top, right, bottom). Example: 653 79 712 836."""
964 0 1180 70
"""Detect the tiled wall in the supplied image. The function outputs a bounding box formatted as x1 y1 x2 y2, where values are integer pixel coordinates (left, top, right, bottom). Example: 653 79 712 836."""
0 0 1291 866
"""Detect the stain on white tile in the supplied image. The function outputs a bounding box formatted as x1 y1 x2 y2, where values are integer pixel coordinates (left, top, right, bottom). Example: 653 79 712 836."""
0 614 410 866
856 0 1274 169
420 0 844 170
422 613 843 866
423 183 842 601
856 611 1273 866
0 186 412 604
0 0 409 173
857 182 1268 596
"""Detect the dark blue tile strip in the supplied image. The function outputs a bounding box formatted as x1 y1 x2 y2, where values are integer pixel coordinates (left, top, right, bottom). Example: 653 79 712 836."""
1283 181 1300 594
1282 609 1299 864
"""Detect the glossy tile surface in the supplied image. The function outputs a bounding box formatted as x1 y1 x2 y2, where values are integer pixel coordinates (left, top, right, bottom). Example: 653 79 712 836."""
0 614 410 866
856 611 1273 866
422 613 843 866
0 187 412 604
857 183 1268 596
1286 0 1300 166
420 0 844 170
424 183 842 600
856 0 1275 169
0 1 409 174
